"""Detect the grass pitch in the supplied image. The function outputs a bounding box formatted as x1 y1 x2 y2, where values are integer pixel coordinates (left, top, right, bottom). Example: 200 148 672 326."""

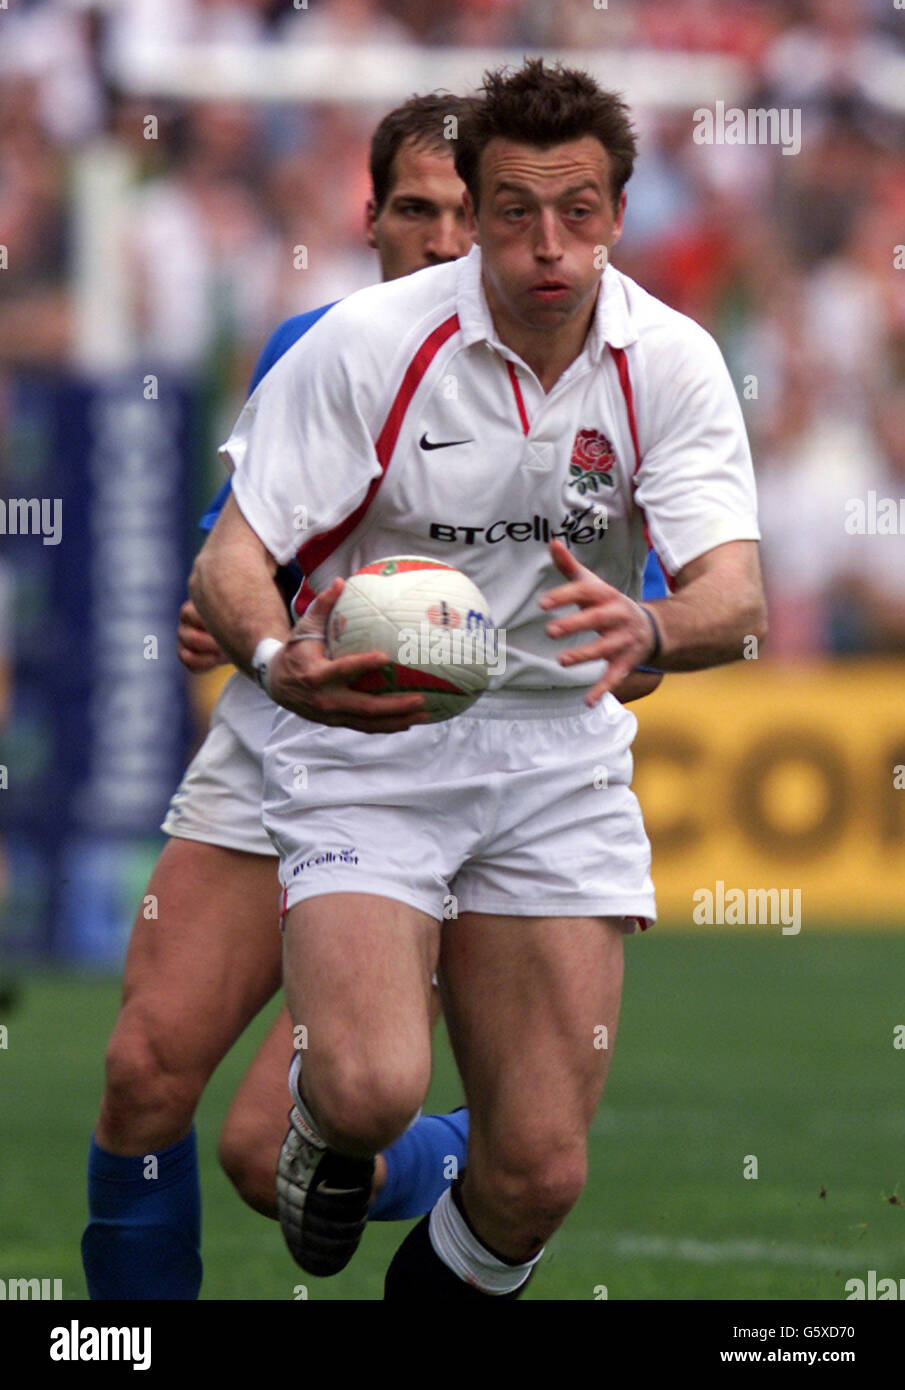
3 931 904 1301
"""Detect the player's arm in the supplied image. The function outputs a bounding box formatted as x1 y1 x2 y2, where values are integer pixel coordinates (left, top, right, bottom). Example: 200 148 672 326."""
179 314 334 675
555 319 764 703
179 478 286 673
189 493 288 665
193 300 431 731
541 537 765 705
611 669 662 703
640 539 765 670
190 494 427 734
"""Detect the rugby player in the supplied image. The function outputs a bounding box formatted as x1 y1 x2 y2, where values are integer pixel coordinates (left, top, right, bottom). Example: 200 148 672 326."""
190 59 765 1298
81 96 477 1300
187 118 666 1243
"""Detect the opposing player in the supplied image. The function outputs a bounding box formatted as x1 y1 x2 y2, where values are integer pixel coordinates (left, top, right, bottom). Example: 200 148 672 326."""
81 96 476 1300
190 60 765 1298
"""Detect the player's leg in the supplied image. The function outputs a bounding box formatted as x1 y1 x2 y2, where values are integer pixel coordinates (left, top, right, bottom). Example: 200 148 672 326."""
219 993 470 1221
261 698 481 1269
276 892 438 1273
83 838 282 1299
96 840 282 1151
83 670 289 1298
385 911 624 1298
218 1004 299 1217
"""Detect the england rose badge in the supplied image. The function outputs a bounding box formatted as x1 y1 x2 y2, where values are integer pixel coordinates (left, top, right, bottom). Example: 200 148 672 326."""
569 428 616 494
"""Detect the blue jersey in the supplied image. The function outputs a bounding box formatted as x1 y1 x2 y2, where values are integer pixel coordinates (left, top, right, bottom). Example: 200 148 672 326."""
199 303 336 532
642 547 667 600
199 300 669 610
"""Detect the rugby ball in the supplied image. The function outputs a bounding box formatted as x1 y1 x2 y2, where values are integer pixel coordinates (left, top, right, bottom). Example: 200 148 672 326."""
325 556 495 722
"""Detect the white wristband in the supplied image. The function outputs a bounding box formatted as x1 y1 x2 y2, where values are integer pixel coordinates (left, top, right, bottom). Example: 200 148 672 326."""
251 638 285 697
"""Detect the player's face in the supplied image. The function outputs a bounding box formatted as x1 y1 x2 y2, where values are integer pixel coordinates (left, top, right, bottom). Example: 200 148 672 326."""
366 140 471 282
471 136 625 343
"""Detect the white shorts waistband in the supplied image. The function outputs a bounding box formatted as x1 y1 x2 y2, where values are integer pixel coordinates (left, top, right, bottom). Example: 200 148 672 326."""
461 687 600 720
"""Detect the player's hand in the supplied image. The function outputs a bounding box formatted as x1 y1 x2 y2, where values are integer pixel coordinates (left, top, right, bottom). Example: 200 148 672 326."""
268 577 429 734
178 599 227 672
539 539 658 705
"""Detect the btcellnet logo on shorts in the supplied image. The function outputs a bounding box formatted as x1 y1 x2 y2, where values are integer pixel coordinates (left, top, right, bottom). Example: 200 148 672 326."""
292 848 360 876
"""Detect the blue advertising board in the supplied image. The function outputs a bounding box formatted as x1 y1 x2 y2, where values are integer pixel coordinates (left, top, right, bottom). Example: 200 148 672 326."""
0 374 196 965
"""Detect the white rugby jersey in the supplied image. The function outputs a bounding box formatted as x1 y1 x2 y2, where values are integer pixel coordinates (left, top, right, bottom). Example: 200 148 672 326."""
225 245 759 690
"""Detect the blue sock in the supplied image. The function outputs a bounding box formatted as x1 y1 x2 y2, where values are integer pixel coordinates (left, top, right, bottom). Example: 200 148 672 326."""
81 1130 202 1300
372 1108 470 1222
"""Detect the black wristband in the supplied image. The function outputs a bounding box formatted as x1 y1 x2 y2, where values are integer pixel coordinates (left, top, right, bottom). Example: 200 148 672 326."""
637 604 663 664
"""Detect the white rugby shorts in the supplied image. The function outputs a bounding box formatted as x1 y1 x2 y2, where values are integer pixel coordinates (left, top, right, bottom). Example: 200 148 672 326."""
264 688 656 929
162 671 278 856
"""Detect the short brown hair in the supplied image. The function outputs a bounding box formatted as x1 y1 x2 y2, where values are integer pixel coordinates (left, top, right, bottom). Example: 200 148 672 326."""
369 94 468 214
454 59 637 211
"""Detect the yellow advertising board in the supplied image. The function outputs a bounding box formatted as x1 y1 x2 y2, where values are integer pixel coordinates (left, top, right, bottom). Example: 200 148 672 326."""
632 660 905 928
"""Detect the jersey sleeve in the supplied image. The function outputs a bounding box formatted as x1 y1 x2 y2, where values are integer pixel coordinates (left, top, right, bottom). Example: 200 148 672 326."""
247 304 336 395
222 313 383 566
198 307 338 534
633 323 760 579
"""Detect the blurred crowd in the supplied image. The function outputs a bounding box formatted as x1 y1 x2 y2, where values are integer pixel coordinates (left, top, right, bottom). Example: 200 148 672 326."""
1 0 904 656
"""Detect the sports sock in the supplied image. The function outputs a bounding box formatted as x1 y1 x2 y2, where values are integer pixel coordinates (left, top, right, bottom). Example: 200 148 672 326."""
81 1130 202 1300
384 1184 542 1299
372 1108 469 1221
288 1051 329 1146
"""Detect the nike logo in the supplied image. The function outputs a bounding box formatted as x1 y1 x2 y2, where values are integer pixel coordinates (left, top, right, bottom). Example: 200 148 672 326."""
317 1184 363 1198
419 432 474 451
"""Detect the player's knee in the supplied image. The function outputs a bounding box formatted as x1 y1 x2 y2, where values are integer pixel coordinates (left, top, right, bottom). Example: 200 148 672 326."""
218 1115 277 1218
101 1015 200 1134
485 1144 587 1236
310 1056 428 1156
